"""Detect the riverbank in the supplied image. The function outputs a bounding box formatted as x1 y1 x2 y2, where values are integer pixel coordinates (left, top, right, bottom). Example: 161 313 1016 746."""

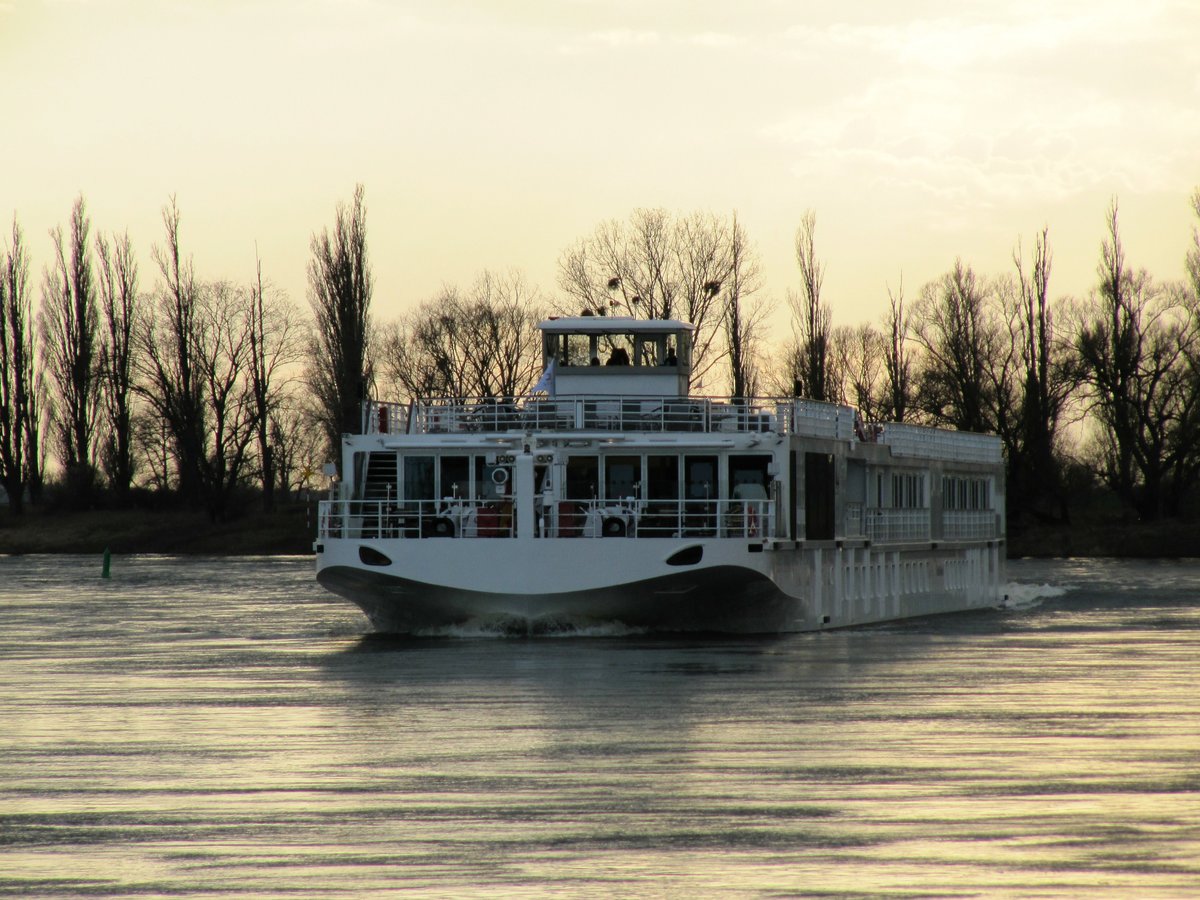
1 506 1195 558
0 505 316 555
1006 518 1199 559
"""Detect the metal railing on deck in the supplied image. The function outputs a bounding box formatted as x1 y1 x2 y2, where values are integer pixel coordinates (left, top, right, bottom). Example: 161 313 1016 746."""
845 504 995 543
397 396 787 435
318 497 776 540
357 398 1005 462
943 510 998 540
863 508 931 543
878 423 1002 463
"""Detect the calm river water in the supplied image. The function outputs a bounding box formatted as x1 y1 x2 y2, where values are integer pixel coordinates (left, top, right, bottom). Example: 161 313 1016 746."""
1 555 1198 898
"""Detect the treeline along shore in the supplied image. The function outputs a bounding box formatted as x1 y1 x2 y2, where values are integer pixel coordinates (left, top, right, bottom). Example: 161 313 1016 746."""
3 186 1200 554
1 505 1197 559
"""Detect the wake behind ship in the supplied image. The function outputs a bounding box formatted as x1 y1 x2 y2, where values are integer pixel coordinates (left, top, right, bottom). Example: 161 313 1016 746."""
314 316 1005 633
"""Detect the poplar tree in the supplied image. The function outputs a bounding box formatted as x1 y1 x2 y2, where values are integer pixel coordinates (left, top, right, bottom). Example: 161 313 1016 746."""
42 196 101 498
308 184 373 465
0 220 41 512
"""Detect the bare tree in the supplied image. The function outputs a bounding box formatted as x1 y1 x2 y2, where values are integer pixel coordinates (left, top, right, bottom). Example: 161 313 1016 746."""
139 197 206 506
383 270 544 402
832 323 886 422
1008 228 1073 522
1073 200 1200 520
0 219 38 513
41 196 101 499
136 200 264 519
269 396 323 501
191 280 258 520
558 208 733 388
722 212 771 398
789 210 831 401
95 230 140 500
308 184 372 464
880 279 913 422
248 255 304 511
912 260 998 433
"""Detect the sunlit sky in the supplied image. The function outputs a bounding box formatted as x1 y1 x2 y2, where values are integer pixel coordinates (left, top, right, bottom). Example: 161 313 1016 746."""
4 0 1199 331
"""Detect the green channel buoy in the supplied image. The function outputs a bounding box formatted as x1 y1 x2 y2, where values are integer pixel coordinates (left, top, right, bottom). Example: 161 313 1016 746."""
101 547 111 579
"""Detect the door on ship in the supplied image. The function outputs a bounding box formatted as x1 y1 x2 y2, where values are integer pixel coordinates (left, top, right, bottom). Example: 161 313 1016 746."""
805 452 835 540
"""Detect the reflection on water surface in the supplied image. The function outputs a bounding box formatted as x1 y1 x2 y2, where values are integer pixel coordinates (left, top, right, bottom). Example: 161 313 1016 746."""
1 555 1197 897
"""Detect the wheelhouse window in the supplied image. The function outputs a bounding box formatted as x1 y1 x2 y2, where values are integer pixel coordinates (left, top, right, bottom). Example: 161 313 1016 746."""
543 328 692 370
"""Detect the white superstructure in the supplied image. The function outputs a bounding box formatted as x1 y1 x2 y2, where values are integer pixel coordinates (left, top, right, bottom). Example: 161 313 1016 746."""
315 317 1006 633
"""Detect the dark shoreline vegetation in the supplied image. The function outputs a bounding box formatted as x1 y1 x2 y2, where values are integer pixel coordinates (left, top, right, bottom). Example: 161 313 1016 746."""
0 505 316 556
1 506 1196 560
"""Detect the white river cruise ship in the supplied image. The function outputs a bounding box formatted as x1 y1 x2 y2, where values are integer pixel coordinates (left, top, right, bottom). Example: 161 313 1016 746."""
315 316 1006 633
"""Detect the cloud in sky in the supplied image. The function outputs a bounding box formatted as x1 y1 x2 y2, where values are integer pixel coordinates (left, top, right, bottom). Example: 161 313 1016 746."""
763 3 1200 214
3 0 1198 323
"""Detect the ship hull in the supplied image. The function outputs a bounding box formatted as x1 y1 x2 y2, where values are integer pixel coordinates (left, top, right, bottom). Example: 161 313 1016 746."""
315 536 1004 635
318 561 793 633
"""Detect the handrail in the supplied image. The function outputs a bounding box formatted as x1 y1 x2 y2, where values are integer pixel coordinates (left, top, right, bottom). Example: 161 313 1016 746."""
356 398 1005 463
318 497 776 540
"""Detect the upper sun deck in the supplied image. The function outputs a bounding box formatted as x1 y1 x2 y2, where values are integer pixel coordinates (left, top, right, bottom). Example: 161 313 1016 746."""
539 316 694 398
359 396 1004 465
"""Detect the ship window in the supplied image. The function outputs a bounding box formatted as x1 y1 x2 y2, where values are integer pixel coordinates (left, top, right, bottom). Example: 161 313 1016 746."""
598 333 633 366
646 455 679 500
563 333 592 366
889 471 925 508
565 455 598 500
685 455 718 501
634 335 665 366
403 455 434 501
604 455 641 501
728 455 771 498
440 455 469 500
943 476 992 510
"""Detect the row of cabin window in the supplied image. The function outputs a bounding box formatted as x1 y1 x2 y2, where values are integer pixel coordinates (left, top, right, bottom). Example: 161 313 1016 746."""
393 452 772 503
876 472 926 509
872 473 993 510
943 476 992 511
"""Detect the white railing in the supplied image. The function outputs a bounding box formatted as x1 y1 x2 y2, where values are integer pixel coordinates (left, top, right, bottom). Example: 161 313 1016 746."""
402 396 785 436
878 423 1002 463
863 508 931 543
785 399 859 440
943 510 998 540
361 401 411 435
318 498 776 540
845 502 865 538
358 399 1005 466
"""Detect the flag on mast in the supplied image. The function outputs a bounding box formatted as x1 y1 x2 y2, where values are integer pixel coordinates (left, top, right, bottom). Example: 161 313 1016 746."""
532 358 556 396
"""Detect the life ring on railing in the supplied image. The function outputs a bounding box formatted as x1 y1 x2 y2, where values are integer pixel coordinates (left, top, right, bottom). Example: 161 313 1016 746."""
602 517 627 537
